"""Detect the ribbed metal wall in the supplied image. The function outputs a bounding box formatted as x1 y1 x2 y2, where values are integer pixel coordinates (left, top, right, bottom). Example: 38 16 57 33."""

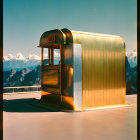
72 32 126 109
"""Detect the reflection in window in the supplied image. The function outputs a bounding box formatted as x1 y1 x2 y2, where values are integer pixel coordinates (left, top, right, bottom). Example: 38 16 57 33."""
43 48 48 65
54 49 60 65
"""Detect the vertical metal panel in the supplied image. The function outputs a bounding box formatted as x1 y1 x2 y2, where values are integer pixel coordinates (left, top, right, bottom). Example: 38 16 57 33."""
41 47 43 94
62 44 73 65
59 43 74 109
61 44 73 97
72 31 126 109
48 48 50 65
73 44 82 109
41 65 60 94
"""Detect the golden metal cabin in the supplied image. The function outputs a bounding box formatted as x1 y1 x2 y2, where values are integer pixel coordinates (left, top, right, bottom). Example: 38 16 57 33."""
38 28 126 110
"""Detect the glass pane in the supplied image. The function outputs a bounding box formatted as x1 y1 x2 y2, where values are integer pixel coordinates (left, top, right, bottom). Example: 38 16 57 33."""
43 48 48 65
54 49 60 65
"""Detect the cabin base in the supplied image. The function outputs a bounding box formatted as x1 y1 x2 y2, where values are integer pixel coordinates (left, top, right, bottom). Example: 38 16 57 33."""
40 94 127 111
40 94 74 110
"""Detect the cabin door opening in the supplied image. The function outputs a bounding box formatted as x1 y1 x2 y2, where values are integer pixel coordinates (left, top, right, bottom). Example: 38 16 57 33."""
42 46 61 94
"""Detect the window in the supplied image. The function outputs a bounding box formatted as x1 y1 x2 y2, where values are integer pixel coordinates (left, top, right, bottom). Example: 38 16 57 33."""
43 47 60 65
54 49 60 65
43 48 48 65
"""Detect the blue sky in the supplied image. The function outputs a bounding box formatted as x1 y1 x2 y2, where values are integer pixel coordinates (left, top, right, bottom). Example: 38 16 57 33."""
3 0 137 57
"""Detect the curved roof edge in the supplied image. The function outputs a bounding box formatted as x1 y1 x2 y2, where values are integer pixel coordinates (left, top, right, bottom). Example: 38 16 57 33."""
38 28 125 47
71 30 121 38
61 28 73 44
39 29 65 47
71 30 125 44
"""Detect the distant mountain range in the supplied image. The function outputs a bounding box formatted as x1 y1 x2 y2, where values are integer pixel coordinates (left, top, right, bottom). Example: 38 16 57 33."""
125 49 137 94
3 53 41 71
3 50 137 94
3 52 60 71
126 49 137 68
3 66 41 87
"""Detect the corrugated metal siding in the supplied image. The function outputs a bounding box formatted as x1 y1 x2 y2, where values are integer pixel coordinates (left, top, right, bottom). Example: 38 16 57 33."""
72 32 126 109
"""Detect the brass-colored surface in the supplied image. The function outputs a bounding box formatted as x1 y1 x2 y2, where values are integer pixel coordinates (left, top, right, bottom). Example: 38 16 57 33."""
42 69 59 86
59 45 62 102
41 47 43 93
61 96 74 109
42 65 60 94
40 29 66 103
72 31 126 109
42 90 51 96
61 65 73 97
51 48 54 65
39 29 65 46
38 28 126 110
48 48 50 65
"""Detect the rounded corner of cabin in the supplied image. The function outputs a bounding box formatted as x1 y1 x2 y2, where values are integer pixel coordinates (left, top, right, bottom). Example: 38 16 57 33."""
40 31 46 39
118 36 125 43
39 29 66 46
61 28 73 44
61 28 71 32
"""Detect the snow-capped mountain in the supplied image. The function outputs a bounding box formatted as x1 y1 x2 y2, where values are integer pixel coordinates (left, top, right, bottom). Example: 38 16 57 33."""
3 51 59 62
3 53 41 61
3 54 14 61
15 52 25 60
126 49 137 68
28 54 41 60
3 66 41 87
3 53 41 71
3 68 31 87
3 52 60 71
